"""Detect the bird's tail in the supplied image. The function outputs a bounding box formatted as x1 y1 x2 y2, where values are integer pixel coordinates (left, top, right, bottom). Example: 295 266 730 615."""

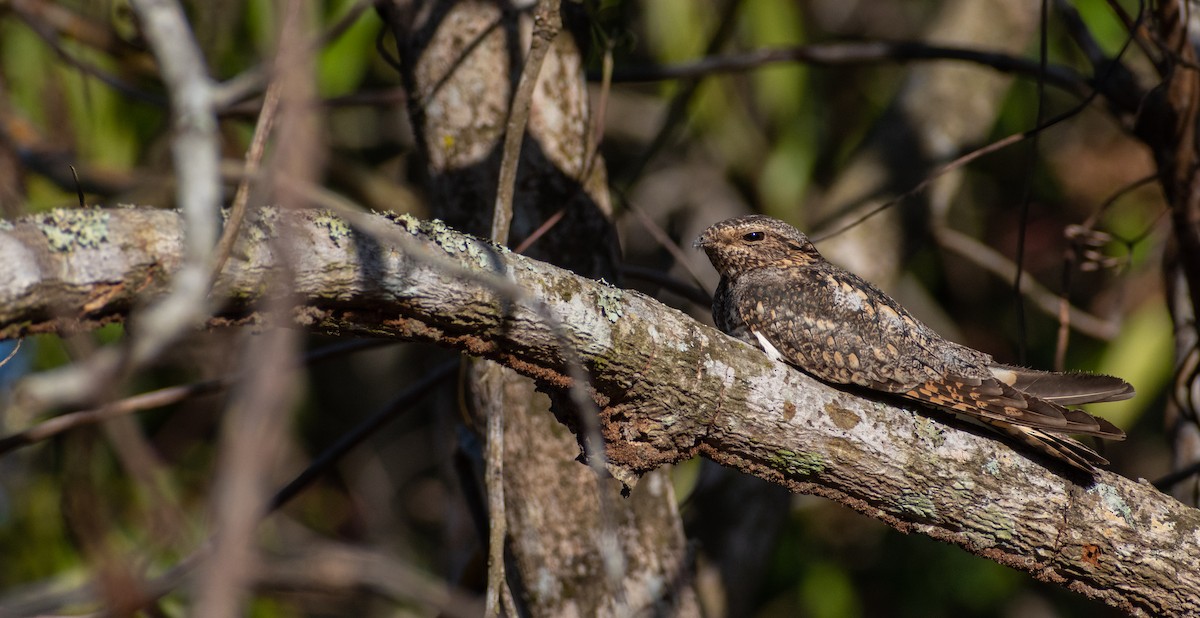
988 364 1134 406
982 420 1111 473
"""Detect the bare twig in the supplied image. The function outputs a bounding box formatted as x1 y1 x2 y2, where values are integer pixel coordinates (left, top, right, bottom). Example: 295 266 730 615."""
268 359 457 511
620 264 711 306
0 339 21 368
490 0 561 245
0 340 390 458
127 0 219 360
10 1 166 105
610 40 1088 97
9 0 147 61
484 4 562 612
815 11 1144 244
192 306 299 618
210 80 282 282
211 0 374 109
256 541 483 618
195 1 319 614
1010 0 1053 364
0 380 221 456
618 0 743 188
14 0 222 415
478 362 509 618
627 200 710 292
1055 174 1156 369
935 226 1120 340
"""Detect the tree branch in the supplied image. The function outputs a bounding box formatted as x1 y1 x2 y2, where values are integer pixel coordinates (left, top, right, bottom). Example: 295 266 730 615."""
1 207 1197 616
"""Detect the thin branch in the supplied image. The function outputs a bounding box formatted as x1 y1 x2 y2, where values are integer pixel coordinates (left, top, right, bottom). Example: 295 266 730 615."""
0 362 474 617
210 80 282 282
0 339 21 369
608 40 1089 97
15 0 222 415
268 360 457 511
10 0 147 60
935 227 1120 340
211 0 374 109
480 362 510 618
626 200 711 293
490 0 560 245
1 380 221 459
617 0 744 188
815 11 1144 244
1011 0 1052 364
1055 174 1157 369
620 264 711 306
255 541 484 618
484 3 562 612
10 2 167 106
0 340 390 458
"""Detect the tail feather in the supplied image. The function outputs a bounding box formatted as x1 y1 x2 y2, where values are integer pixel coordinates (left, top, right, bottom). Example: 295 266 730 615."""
989 364 1134 405
986 421 1109 473
904 374 1127 474
907 378 1124 438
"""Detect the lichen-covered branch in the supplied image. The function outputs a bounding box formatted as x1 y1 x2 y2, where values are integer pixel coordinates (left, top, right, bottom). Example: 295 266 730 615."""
1 207 1198 616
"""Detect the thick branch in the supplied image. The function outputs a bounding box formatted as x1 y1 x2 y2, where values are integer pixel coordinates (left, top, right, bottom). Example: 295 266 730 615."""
1 207 1198 616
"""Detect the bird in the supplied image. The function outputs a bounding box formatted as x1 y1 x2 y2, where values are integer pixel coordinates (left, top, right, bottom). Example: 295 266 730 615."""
694 214 1133 474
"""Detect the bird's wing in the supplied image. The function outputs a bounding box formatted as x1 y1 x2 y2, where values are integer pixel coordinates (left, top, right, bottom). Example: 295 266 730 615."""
730 266 949 391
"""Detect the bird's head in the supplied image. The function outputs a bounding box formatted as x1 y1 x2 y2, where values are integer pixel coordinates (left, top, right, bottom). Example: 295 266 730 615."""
694 215 822 278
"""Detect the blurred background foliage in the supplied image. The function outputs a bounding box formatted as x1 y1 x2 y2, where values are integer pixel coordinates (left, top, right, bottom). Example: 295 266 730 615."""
0 0 1169 616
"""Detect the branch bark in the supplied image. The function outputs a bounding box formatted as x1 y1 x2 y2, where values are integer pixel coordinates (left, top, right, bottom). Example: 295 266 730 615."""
379 2 688 614
2 206 1198 616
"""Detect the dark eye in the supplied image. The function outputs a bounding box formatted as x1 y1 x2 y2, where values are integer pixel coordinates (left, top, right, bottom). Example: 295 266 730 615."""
743 231 764 242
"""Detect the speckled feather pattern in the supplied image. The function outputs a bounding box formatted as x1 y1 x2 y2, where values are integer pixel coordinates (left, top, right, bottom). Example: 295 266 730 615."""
697 215 1133 473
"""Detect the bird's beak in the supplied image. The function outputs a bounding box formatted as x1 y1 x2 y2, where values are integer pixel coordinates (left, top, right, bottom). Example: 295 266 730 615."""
692 234 706 250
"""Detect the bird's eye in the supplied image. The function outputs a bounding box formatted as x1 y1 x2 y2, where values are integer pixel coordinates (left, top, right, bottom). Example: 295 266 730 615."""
743 231 764 242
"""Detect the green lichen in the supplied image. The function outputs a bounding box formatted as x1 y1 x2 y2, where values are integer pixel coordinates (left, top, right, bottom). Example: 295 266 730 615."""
895 490 937 519
1089 483 1135 526
394 212 420 234
772 449 826 477
0 219 13 232
312 210 353 245
248 206 281 242
420 219 507 269
914 416 946 447
466 242 494 269
595 281 624 323
973 506 1015 542
982 458 1001 476
36 208 110 251
427 220 467 250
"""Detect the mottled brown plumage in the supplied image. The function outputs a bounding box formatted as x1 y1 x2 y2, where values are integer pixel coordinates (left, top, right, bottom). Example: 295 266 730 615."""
695 215 1132 474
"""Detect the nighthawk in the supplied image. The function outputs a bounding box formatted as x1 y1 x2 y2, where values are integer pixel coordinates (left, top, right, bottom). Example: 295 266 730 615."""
694 215 1133 473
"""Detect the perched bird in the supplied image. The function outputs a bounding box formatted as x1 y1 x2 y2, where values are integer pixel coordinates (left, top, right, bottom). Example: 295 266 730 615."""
694 215 1132 474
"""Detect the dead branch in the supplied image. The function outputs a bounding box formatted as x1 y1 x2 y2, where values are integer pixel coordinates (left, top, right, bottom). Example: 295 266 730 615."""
0 206 1197 616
